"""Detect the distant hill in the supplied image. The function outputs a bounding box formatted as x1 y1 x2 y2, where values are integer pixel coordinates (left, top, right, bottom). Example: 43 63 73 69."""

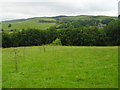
2 15 117 31
2 19 28 22
52 15 68 18
2 18 56 31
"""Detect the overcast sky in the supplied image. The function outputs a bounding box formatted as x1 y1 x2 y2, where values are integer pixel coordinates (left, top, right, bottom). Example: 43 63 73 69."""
0 0 119 21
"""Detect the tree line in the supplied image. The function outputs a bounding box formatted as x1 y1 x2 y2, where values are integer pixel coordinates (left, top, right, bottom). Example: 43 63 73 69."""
2 19 120 48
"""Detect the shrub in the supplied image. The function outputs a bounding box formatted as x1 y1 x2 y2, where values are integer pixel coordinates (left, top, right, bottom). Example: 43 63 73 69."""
52 38 62 46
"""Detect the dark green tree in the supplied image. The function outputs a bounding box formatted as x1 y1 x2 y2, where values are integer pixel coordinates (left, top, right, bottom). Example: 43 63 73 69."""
8 24 12 27
105 20 120 45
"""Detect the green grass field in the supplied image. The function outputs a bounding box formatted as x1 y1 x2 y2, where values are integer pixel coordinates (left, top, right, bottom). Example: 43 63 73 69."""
2 46 118 88
0 48 2 89
2 18 56 31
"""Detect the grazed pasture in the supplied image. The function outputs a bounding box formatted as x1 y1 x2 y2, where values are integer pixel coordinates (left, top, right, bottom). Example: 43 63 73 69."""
2 46 118 88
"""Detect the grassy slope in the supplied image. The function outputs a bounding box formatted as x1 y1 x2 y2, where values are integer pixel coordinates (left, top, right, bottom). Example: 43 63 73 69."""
2 46 118 88
2 18 56 31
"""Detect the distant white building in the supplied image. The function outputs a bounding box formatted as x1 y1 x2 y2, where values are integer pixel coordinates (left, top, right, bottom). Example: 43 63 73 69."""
98 24 106 28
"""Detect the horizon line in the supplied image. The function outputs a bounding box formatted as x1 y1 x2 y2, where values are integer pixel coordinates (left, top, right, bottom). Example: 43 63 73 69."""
1 14 118 22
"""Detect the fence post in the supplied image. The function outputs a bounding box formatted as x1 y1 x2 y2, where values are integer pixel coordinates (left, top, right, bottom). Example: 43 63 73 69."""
43 45 46 52
14 48 18 72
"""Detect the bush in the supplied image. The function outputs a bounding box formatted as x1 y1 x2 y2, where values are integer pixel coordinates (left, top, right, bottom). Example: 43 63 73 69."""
51 38 62 46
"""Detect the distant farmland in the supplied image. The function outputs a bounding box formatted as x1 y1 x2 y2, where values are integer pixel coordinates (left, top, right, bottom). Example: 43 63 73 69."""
2 18 56 31
1 15 117 31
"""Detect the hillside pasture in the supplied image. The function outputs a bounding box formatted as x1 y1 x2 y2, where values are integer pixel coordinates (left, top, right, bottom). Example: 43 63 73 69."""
2 18 56 31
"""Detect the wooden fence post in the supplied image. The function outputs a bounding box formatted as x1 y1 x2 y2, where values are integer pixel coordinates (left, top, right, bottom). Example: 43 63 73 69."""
14 48 18 72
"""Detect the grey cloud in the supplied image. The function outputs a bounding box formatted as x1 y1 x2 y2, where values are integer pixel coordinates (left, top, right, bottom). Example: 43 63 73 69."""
1 0 119 21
